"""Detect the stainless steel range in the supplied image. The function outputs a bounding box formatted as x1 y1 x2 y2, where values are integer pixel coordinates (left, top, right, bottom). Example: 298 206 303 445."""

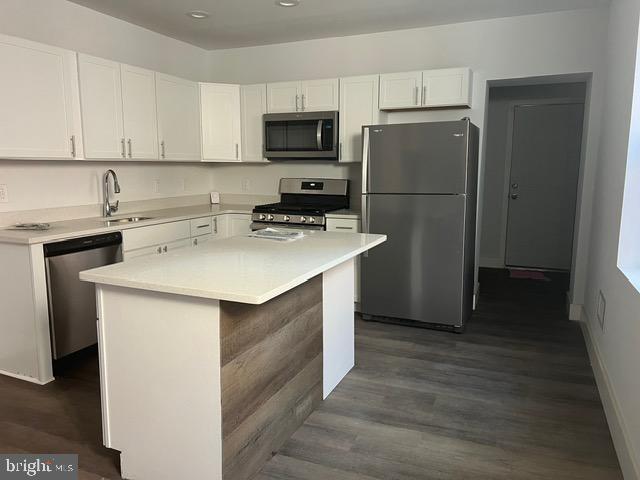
252 178 349 231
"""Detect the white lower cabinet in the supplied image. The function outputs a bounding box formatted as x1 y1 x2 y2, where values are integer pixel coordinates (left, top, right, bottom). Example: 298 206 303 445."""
218 213 252 237
192 233 214 247
326 217 361 304
122 220 191 261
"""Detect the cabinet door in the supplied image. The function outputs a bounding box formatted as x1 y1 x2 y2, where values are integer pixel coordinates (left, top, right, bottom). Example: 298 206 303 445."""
379 71 422 110
422 68 472 108
266 81 300 113
124 244 162 261
240 84 267 162
0 34 81 159
339 75 379 163
121 64 158 159
227 214 253 236
200 83 242 162
156 73 201 161
164 238 191 254
326 217 361 303
78 54 125 159
301 78 339 112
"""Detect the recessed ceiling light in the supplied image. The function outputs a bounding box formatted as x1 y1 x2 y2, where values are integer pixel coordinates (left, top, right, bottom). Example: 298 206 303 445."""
276 0 299 7
187 10 210 19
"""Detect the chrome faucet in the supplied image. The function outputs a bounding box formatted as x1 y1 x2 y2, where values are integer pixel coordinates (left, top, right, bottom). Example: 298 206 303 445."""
103 169 121 217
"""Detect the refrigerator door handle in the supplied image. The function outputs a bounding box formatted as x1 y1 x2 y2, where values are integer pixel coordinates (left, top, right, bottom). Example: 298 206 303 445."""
362 127 370 194
361 194 369 257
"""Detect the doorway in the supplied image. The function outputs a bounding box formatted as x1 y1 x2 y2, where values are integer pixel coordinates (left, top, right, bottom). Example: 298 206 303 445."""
480 82 587 272
505 101 584 270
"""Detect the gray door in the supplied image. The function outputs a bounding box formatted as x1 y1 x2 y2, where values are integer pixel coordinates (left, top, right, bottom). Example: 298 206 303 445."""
367 121 469 194
361 194 466 326
505 103 584 270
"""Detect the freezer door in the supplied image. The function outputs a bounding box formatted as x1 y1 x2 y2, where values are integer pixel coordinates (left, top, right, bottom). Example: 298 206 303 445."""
361 194 467 327
365 121 469 194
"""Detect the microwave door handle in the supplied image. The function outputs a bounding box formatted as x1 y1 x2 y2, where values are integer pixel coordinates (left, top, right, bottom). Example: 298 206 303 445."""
316 120 323 150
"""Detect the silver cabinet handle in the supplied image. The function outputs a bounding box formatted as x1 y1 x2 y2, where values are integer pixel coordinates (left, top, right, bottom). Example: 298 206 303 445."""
510 194 519 200
156 246 162 254
512 183 519 189
316 120 323 150
193 238 198 246
339 142 343 160
422 85 427 105
235 143 239 159
160 140 166 159
335 226 354 230
127 139 132 158
163 245 168 253
301 94 306 111
213 217 218 234
414 86 419 106
121 138 126 158
295 94 299 111
70 135 76 158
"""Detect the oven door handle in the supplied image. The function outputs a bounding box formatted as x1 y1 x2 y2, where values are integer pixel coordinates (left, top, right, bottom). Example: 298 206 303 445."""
316 120 323 150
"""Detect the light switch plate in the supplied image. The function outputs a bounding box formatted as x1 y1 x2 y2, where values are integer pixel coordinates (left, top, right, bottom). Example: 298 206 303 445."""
0 184 8 203
597 290 606 330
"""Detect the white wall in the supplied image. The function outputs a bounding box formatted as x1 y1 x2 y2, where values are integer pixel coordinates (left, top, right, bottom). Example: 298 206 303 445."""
583 0 640 476
0 0 216 217
208 8 609 308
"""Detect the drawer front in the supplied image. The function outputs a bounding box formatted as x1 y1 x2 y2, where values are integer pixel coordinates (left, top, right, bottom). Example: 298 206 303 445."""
122 220 191 252
192 233 214 247
190 217 213 237
326 218 360 232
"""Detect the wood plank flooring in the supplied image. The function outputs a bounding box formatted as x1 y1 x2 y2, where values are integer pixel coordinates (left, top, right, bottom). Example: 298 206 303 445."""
0 269 622 479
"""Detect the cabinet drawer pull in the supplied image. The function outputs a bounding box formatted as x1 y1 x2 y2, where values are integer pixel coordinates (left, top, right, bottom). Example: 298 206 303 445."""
196 224 209 229
156 246 162 254
163 245 168 253
335 226 354 230
127 139 132 158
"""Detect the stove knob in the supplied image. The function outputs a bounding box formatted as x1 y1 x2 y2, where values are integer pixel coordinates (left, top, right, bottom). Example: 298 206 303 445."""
267 214 275 221
309 217 316 224
283 215 291 222
300 216 307 223
259 214 266 221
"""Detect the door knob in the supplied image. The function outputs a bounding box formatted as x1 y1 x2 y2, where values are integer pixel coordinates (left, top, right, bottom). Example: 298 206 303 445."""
510 193 519 200
512 183 519 189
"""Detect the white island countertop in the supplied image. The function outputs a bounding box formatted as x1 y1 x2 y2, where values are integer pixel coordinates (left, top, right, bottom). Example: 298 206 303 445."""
80 231 386 304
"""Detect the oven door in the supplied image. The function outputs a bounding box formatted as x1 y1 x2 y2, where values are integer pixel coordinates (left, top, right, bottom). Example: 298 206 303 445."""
264 111 338 160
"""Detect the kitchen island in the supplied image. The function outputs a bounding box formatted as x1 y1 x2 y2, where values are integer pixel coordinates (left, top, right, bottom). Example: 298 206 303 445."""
80 230 385 480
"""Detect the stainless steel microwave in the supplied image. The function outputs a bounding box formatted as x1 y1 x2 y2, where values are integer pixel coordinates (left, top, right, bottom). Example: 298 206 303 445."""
263 111 339 160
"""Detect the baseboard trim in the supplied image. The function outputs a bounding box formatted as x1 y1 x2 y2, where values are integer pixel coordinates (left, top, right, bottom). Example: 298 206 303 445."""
581 315 640 479
0 369 54 385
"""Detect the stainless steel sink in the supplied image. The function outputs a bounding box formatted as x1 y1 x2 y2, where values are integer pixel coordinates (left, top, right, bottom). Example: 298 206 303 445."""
103 216 154 224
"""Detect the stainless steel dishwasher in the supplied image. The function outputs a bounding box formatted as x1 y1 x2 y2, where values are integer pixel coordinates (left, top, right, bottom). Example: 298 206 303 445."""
44 232 123 359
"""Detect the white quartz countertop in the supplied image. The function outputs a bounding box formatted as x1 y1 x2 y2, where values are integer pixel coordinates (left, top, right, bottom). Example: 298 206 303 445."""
80 231 386 304
0 203 254 245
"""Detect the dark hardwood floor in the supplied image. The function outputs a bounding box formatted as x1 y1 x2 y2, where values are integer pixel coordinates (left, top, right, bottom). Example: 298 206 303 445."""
0 269 622 479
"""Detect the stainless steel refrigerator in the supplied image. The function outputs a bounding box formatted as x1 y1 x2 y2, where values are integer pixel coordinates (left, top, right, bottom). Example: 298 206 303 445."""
361 119 479 331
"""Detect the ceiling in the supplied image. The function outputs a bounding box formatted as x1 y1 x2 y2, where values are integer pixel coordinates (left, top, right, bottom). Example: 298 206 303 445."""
68 0 610 50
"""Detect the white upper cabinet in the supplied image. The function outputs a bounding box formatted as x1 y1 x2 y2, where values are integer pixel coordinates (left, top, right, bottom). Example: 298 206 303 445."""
266 81 300 113
301 78 339 112
267 79 339 113
422 68 472 108
200 83 242 162
380 68 472 110
121 64 158 160
379 71 422 110
156 73 201 161
338 75 380 163
78 54 125 159
0 34 82 159
240 84 267 162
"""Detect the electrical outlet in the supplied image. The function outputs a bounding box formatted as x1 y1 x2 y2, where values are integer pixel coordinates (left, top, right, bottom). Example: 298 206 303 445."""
597 290 606 330
0 184 8 203
153 179 160 194
241 178 251 192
